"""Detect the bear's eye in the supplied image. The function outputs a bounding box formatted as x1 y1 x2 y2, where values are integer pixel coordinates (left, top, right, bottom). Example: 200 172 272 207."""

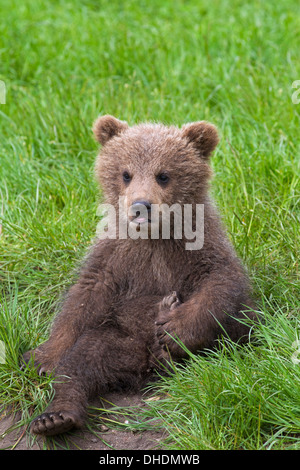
156 173 169 185
123 171 131 183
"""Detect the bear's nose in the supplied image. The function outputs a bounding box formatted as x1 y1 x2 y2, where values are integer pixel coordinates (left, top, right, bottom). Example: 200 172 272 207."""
132 200 152 213
129 200 152 223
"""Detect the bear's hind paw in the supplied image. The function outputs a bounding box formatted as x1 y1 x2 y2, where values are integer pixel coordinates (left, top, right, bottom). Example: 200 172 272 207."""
30 410 82 436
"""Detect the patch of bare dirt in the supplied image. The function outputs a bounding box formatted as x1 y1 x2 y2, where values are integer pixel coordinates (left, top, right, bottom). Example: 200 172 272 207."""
0 391 167 451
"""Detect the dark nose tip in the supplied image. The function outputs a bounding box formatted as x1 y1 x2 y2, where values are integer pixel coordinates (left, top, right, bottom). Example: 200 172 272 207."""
132 200 152 212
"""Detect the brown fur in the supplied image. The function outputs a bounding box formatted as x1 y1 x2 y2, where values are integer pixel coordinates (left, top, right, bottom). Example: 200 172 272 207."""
23 116 256 436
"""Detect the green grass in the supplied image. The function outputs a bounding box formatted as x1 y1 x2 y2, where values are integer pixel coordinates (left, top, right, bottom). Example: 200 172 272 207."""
144 309 300 450
0 0 299 450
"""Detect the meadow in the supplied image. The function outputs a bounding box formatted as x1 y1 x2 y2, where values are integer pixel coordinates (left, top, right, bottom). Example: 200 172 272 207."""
0 0 299 450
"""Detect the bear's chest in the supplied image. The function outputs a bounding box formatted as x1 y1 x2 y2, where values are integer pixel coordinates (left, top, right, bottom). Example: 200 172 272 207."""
150 249 174 292
118 240 193 297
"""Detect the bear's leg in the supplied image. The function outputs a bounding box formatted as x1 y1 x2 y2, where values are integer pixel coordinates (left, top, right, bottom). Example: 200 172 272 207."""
30 328 151 436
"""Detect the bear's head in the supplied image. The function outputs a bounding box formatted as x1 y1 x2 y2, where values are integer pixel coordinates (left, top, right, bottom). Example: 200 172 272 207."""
93 115 219 234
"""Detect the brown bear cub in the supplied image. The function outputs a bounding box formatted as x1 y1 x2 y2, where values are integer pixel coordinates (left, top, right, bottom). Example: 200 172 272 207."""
23 115 256 436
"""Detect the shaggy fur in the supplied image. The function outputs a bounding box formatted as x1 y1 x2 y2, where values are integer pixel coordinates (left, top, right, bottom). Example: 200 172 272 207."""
23 116 256 436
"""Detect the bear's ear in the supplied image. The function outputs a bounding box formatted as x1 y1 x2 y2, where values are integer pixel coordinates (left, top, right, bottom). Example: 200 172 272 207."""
93 115 129 145
181 121 219 159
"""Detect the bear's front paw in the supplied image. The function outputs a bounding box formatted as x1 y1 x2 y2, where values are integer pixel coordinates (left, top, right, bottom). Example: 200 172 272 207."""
159 291 181 312
155 292 187 360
